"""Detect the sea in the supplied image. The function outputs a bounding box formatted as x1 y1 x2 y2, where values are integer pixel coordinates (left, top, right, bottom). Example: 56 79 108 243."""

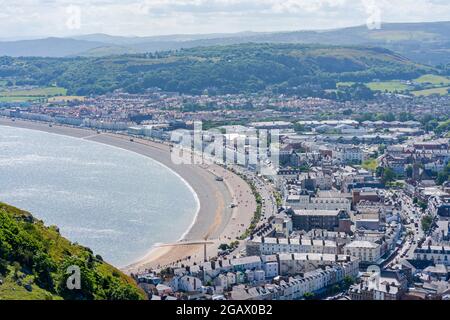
0 125 199 267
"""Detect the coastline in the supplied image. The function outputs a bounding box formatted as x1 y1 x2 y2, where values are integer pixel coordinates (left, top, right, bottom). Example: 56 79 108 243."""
0 118 257 273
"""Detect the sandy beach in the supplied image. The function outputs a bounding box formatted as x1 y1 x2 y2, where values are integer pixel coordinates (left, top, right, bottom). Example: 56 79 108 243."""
0 118 256 274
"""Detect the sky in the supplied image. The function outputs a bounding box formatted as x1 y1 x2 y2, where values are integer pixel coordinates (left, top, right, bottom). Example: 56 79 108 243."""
0 0 449 39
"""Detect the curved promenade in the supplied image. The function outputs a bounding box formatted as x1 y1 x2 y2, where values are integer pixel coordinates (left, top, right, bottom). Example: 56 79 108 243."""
0 118 256 273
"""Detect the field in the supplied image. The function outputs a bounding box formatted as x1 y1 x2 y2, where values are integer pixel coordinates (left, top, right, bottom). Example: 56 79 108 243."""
0 267 62 300
0 86 67 103
336 82 355 87
337 74 450 96
362 159 379 172
411 86 450 97
338 80 410 93
414 74 450 85
366 81 410 92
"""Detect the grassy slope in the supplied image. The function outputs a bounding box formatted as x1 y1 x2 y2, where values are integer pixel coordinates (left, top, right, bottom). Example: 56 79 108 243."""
0 87 67 103
366 81 410 92
415 74 450 85
0 203 145 300
339 73 450 94
0 266 63 300
411 86 450 96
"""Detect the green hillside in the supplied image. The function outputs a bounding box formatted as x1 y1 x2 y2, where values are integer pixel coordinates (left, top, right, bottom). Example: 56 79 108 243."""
0 203 145 300
0 43 433 97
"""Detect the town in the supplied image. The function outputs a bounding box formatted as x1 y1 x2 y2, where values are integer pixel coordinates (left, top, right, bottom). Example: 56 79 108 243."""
1 89 449 301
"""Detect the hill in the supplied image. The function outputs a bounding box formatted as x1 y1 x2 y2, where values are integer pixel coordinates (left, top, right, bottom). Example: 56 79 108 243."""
0 203 146 300
0 38 112 58
0 43 432 97
1 21 449 65
225 21 450 66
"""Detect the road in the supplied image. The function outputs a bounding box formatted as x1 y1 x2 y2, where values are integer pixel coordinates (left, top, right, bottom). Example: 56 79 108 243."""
228 164 278 224
385 189 426 267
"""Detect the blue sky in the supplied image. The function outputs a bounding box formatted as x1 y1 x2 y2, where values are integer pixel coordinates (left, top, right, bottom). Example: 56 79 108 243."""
0 0 449 39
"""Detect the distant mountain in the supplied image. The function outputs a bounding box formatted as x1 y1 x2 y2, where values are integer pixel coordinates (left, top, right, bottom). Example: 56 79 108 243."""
0 37 111 58
1 22 449 65
72 31 258 45
244 21 450 66
2 43 432 98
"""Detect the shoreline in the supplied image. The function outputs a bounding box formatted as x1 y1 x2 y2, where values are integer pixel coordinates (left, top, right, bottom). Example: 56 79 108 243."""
0 118 257 273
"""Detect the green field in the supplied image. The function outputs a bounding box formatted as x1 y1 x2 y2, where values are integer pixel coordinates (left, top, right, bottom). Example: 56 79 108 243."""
411 86 450 96
338 74 450 95
366 81 410 92
336 82 355 87
0 96 42 103
0 266 62 300
338 80 410 92
362 159 379 171
0 87 67 103
414 74 450 85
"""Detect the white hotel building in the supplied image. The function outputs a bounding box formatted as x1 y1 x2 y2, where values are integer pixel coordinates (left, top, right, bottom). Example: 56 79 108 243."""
246 237 341 256
285 192 351 211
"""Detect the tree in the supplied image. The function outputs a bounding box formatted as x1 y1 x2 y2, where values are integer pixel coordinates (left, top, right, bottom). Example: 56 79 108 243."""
435 163 450 185
376 166 384 178
398 112 414 122
343 276 355 289
436 172 449 185
421 215 433 233
405 165 413 179
378 144 387 155
108 282 144 300
418 200 428 211
382 167 396 184
343 109 353 116
303 292 315 300
331 284 341 294
425 119 439 133
0 258 8 276
219 244 230 251
294 123 307 133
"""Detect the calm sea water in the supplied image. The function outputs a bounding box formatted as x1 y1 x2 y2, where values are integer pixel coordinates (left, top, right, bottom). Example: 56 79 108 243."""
0 125 199 267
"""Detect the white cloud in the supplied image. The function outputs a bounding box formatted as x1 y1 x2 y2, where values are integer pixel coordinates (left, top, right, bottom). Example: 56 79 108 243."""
0 0 448 38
